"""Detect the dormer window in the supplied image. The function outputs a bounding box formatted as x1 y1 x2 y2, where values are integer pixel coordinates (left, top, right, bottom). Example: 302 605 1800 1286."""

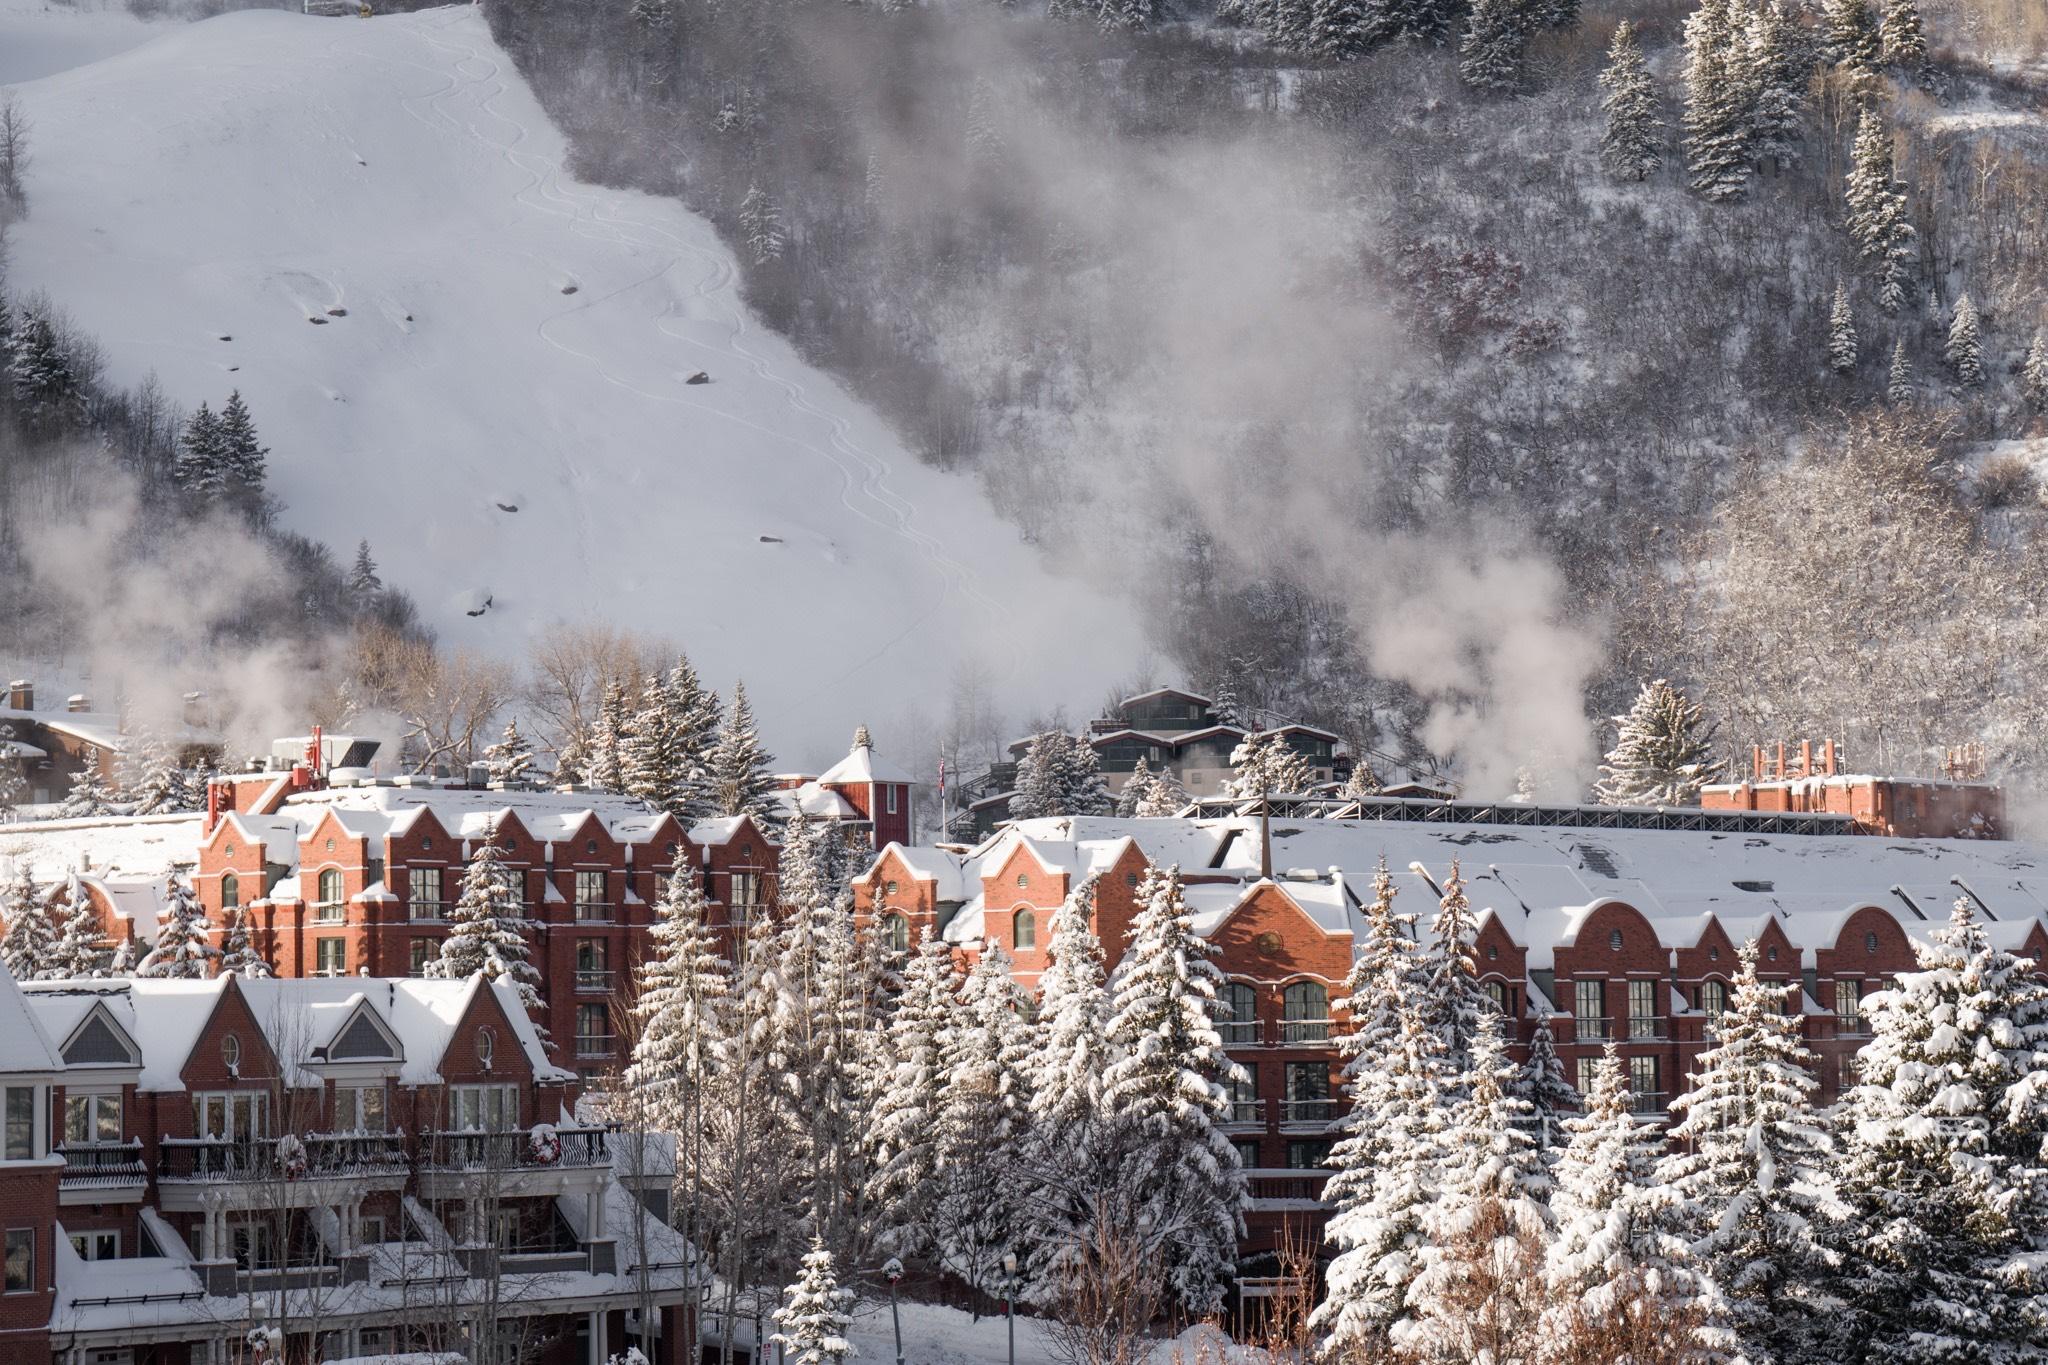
477 1027 496 1070
1016 874 1028 890
326 838 336 852
884 880 899 896
1609 929 1623 951
221 873 239 910
220 1034 243 1071
224 843 236 858
586 839 598 854
1865 931 1879 955
422 836 434 851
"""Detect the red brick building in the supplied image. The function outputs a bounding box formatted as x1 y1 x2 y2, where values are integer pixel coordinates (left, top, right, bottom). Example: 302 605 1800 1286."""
0 967 698 1365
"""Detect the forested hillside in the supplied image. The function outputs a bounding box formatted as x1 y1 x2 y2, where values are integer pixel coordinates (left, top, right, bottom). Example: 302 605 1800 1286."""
489 0 2048 792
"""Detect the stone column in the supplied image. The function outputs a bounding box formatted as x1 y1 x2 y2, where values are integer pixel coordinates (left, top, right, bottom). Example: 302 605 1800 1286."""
588 1308 608 1365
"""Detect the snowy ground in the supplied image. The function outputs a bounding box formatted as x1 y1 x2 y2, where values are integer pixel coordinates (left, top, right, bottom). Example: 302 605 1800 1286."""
1 6 1141 767
0 0 166 84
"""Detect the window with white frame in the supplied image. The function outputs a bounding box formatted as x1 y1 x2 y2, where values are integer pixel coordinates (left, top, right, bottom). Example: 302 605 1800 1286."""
316 869 345 922
886 785 899 815
63 1093 121 1146
1281 981 1329 1043
191 1092 267 1141
335 1084 387 1133
575 870 606 919
1219 981 1260 1045
1627 979 1659 1039
448 1084 519 1131
880 913 910 954
2 1087 39 1161
220 872 240 910
315 937 346 976
1835 979 1866 1033
409 866 443 918
731 871 762 914
1699 978 1728 1019
1574 979 1606 1038
68 1230 118 1262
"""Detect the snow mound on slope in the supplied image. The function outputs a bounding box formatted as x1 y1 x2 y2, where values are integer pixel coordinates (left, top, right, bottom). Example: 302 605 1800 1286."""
3 6 1139 766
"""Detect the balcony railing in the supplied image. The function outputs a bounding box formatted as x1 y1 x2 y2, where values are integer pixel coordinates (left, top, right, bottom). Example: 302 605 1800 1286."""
1574 1017 1613 1040
1280 1019 1331 1045
426 1125 610 1171
1245 1169 1331 1207
1224 1099 1265 1126
575 970 615 994
410 902 445 922
1625 1018 1667 1041
1218 1022 1262 1047
157 1133 408 1181
1628 1090 1668 1118
312 903 344 924
58 1140 146 1184
1278 1098 1337 1125
575 1035 615 1059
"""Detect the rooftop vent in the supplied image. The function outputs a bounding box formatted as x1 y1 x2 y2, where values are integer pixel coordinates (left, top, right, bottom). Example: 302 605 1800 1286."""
1733 879 1775 893
6 681 30 711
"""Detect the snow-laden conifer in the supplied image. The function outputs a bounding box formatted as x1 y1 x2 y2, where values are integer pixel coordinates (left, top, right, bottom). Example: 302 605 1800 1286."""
586 681 632 793
482 719 536 787
866 928 956 1257
120 726 190 815
138 867 219 979
1888 336 1915 405
49 874 107 978
2023 330 2048 411
1459 0 1527 93
624 864 730 1137
0 862 55 981
347 540 382 605
1683 0 1755 202
432 823 547 1037
1745 1 1807 173
1660 940 1844 1361
1879 0 1927 70
1600 22 1663 183
771 1238 857 1365
1115 756 1160 818
936 942 1036 1296
1011 731 1113 819
708 681 779 827
57 763 115 820
1826 0 1883 69
625 660 720 821
1101 865 1248 1315
1425 859 1492 1083
1223 730 1312 799
1829 278 1859 375
1596 678 1726 807
218 902 271 978
1305 0 1372 59
1134 763 1189 817
1846 108 1916 314
740 184 785 264
1946 293 1985 388
215 390 269 521
1517 1013 1578 1157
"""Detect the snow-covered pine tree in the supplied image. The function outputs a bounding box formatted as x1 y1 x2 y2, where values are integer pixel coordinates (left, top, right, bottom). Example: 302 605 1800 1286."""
708 682 778 828
1223 730 1313 799
1425 859 1492 1083
119 726 187 815
935 942 1036 1297
6 311 86 436
1829 278 1859 375
1845 108 1916 314
1101 865 1248 1315
1600 22 1664 183
624 669 690 815
1946 293 1985 388
1888 336 1915 404
215 390 270 522
173 402 225 504
1682 0 1756 202
482 719 536 788
1832 898 2048 1361
1339 761 1383 799
107 937 137 976
665 658 723 811
1399 1010 1553 1364
1879 0 1927 71
1595 678 1726 806
0 863 55 981
1459 0 1527 94
1825 0 1883 70
432 823 547 1038
770 1238 856 1365
739 184 785 265
1659 940 1844 1362
48 874 107 979
1115 756 1160 818
1540 1044 1728 1361
1305 0 1371 59
1134 763 1189 818
137 867 220 979
347 540 382 606
1531 0 1575 30
1011 731 1113 820
0 730 26 817
218 903 271 977
58 762 115 820
1516 1013 1578 1157
628 0 674 29
865 928 957 1258
2023 329 2048 410
586 681 631 793
1059 734 1113 816
1744 0 1809 173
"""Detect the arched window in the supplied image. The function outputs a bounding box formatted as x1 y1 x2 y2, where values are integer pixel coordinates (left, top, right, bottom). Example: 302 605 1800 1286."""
1282 981 1329 1043
1219 981 1259 1045
220 873 239 910
881 913 910 955
1699 978 1729 1019
1013 909 1037 951
1485 979 1509 1014
316 870 344 922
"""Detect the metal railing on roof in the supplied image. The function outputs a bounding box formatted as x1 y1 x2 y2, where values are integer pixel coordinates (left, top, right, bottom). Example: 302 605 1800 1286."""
1176 794 1862 837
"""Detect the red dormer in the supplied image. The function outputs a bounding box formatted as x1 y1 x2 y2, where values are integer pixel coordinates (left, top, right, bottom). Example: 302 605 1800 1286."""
814 731 916 851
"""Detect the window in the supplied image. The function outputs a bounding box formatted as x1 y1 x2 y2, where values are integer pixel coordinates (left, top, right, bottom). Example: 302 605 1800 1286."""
409 867 443 918
1219 982 1260 1045
3 1088 36 1161
1839 1050 1859 1093
228 1220 276 1270
68 1231 117 1262
360 1216 386 1246
63 1093 121 1146
1574 980 1606 1038
575 870 606 919
1609 928 1624 951
1016 874 1028 890
1284 1061 1331 1121
476 1027 496 1069
1281 981 1329 1043
1232 1138 1262 1169
1865 930 1880 954
1627 979 1659 1039
1628 1056 1661 1115
1574 1057 1600 1095
1012 909 1037 950
220 873 239 910
1286 1139 1334 1169
410 939 438 976
1835 979 1865 1033
1766 945 1779 962
886 785 899 815
1484 979 1509 1014
336 1085 387 1133
316 869 344 921
731 872 761 914
577 1004 611 1057
4 1229 31 1293
881 914 909 954
1699 978 1728 1019
191 1092 267 1140
448 1084 518 1131
1226 1064 1261 1124
315 937 346 976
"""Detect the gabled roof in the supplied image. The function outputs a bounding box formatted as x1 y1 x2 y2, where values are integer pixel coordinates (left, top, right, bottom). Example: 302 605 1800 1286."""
0 961 64 1074
1118 686 1214 708
817 741 915 786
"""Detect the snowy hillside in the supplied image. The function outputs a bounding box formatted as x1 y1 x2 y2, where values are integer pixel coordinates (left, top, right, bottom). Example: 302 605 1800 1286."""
0 0 164 85
0 5 1138 765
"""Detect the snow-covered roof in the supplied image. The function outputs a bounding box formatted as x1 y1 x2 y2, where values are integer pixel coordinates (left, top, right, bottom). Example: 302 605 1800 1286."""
0 706 124 752
776 783 858 821
0 812 203 881
281 785 677 848
0 961 64 1074
815 741 915 787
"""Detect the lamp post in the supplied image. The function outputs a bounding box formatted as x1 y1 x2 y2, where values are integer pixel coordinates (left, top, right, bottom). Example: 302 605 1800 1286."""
884 1257 905 1365
1002 1253 1018 1365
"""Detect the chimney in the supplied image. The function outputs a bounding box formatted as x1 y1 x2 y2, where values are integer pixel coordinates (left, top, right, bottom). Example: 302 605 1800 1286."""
66 694 91 714
183 691 207 729
305 726 324 776
204 778 224 837
5 681 29 712
1259 796 1274 881
1799 740 1812 778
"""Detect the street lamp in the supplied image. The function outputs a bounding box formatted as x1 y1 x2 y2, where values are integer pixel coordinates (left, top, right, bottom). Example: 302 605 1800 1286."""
1001 1253 1019 1365
883 1256 906 1365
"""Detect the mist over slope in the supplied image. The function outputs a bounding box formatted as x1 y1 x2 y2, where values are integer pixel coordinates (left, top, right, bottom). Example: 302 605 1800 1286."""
1 6 1141 767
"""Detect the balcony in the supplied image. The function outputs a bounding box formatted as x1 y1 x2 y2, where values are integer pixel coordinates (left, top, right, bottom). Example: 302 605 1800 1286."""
312 903 344 924
573 904 609 923
58 1140 147 1204
575 1034 615 1060
1218 1021 1262 1047
1279 1020 1331 1045
1625 1018 1668 1041
1628 1091 1668 1118
1278 1098 1337 1126
425 1125 610 1172
1573 1017 1614 1041
410 902 445 922
1224 1099 1266 1127
158 1133 408 1181
1245 1168 1331 1211
575 970 615 994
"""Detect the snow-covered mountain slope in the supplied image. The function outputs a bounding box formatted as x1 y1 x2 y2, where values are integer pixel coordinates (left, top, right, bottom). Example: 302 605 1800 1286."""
3 5 1139 765
0 0 164 85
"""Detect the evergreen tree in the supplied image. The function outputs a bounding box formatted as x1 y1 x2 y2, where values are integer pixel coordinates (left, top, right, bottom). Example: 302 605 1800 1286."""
1682 0 1756 202
1305 0 1372 59
1102 865 1248 1315
624 864 730 1137
1888 336 1915 405
1134 763 1189 818
1459 0 1528 94
1010 731 1113 819
5 311 86 436
1339 761 1383 799
739 184 785 265
866 928 956 1258
1946 293 1985 388
1531 0 1576 31
936 942 1035 1296
1400 1011 1553 1364
481 719 536 787
1661 941 1845 1361
771 1239 856 1365
107 937 137 976
0 862 55 981
0 728 27 818
1745 0 1809 173
218 903 271 977
2024 329 2048 411
1115 756 1158 818
1826 0 1883 69
1845 108 1916 314
1541 1044 1728 1361
586 681 632 793
1879 0 1927 71
215 390 270 522
1223 730 1313 799
172 402 226 503
708 682 778 828
1600 22 1664 183
137 867 219 979
48 874 107 979
347 540 382 606
120 726 188 815
1833 899 2048 1362
432 823 547 1038
1595 678 1726 806
1829 278 1860 375
57 762 115 820
1516 1014 1578 1157
1425 860 1492 1082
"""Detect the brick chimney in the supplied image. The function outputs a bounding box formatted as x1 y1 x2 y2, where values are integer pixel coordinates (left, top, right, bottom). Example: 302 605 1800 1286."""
66 694 91 714
5 681 29 711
